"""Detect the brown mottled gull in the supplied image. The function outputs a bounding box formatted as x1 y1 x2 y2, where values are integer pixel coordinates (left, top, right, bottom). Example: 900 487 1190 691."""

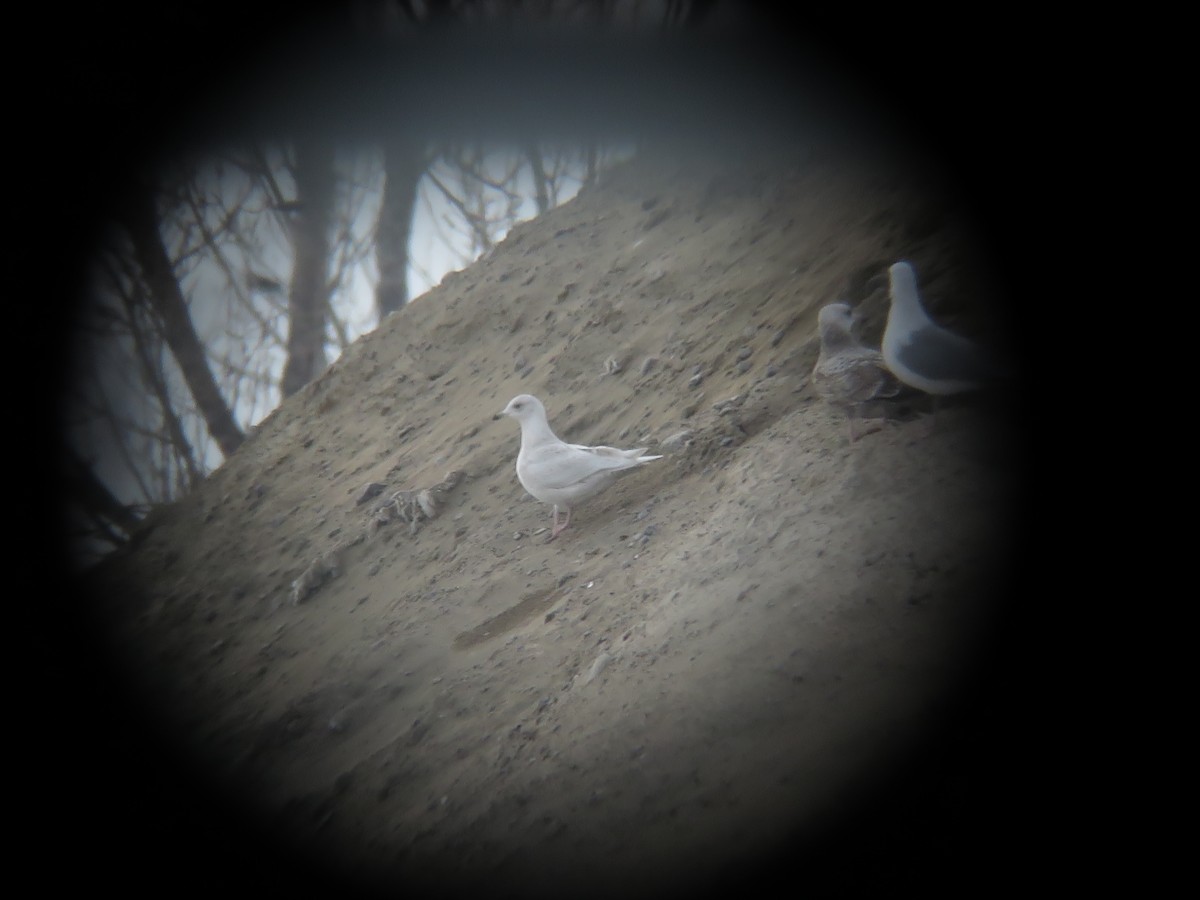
812 302 902 441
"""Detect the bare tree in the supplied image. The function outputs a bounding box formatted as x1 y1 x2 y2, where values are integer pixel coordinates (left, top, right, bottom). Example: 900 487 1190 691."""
525 142 552 215
62 444 142 548
281 138 338 397
116 186 245 458
375 138 427 318
69 143 381 554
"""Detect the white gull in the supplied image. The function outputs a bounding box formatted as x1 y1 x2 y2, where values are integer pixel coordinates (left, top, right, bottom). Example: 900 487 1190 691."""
497 394 662 541
884 260 1003 395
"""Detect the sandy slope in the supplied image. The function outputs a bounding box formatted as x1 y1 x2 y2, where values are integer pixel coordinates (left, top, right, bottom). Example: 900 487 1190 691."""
83 146 1023 896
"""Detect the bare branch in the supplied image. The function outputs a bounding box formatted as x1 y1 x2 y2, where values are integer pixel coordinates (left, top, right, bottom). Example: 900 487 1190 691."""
281 138 336 397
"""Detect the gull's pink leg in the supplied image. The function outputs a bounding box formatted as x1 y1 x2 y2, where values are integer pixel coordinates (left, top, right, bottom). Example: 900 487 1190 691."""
547 505 571 542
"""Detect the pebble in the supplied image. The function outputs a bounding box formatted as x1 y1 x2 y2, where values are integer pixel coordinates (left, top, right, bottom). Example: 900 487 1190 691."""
581 652 613 685
328 710 350 733
643 208 670 230
356 482 387 505
661 430 693 451
712 395 743 414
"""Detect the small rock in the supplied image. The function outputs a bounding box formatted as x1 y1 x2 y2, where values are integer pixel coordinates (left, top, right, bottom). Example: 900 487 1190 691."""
581 652 613 685
661 430 693 451
643 208 670 230
640 356 659 376
688 372 704 389
713 395 743 414
736 346 753 361
328 710 351 733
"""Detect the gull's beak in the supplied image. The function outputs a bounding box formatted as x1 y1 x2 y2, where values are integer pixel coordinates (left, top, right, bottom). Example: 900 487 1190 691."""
493 407 508 420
